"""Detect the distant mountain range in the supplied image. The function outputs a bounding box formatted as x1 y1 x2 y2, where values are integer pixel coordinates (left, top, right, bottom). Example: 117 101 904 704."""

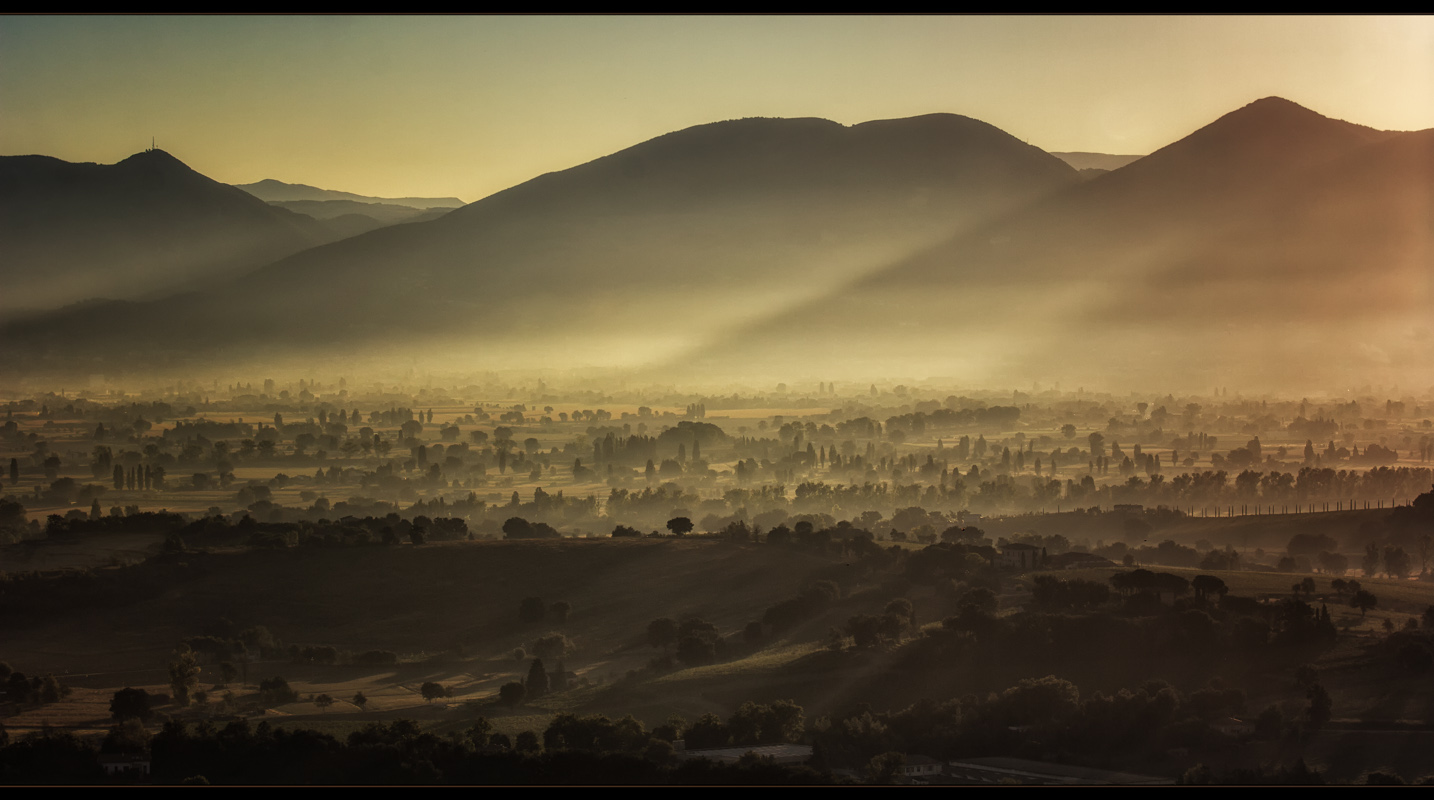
234 179 464 209
1050 152 1144 172
234 180 463 238
3 98 1430 391
1 112 1079 376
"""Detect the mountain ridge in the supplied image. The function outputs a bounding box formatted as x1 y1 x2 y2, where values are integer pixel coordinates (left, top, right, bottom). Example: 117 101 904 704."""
236 178 464 209
0 148 331 319
5 98 1428 393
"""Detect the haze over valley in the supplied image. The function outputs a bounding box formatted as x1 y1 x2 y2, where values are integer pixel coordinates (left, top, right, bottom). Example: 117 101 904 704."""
2 15 1433 787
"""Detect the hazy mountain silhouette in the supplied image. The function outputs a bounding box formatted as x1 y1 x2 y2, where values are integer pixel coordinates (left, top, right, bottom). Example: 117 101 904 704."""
7 99 1427 392
1050 152 1143 171
269 198 451 224
235 179 464 210
665 98 1433 392
267 199 454 239
2 113 1079 375
0 149 330 319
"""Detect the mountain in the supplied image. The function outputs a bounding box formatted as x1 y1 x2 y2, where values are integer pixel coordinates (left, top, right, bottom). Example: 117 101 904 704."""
235 179 464 210
663 98 1433 392
1050 152 1143 172
1 113 1080 377
11 99 1424 392
265 199 455 239
0 150 330 319
267 199 451 225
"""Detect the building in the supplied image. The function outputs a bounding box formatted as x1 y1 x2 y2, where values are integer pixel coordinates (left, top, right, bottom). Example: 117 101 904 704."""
997 542 1043 570
899 754 943 779
98 752 151 779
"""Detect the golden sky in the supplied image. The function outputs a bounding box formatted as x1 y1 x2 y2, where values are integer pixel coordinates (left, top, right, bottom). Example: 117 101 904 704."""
3 15 1431 201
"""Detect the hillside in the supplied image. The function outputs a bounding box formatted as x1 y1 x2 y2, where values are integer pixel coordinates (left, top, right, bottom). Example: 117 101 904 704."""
0 538 843 677
0 114 1079 377
671 98 1434 392
0 150 330 319
1050 151 1143 171
235 178 464 209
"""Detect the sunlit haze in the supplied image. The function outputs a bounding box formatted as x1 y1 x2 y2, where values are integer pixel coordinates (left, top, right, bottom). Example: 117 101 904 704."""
5 16 1434 788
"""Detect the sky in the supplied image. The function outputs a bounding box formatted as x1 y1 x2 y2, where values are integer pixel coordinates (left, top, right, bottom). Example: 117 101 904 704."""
3 15 1432 201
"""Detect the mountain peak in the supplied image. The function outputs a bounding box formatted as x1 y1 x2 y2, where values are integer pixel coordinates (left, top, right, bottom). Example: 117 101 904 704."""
1244 96 1311 112
1100 96 1397 196
116 148 196 174
1204 96 1389 143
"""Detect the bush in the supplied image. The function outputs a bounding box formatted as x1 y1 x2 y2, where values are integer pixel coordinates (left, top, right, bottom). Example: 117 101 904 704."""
420 682 451 703
110 687 153 721
259 676 299 705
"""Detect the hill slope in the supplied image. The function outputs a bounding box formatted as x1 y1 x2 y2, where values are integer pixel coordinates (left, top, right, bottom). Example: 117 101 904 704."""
2 114 1079 377
235 178 464 209
668 98 1434 391
0 150 331 319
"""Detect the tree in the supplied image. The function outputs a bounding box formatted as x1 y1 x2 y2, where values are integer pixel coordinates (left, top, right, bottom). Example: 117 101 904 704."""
467 718 493 748
352 691 368 710
1191 574 1228 602
1350 589 1378 617
1088 432 1106 458
259 676 299 705
314 693 334 712
39 674 69 704
1363 544 1382 578
685 713 730 749
168 647 200 707
885 597 916 627
420 682 449 703
647 617 679 651
666 516 694 536
1319 551 1350 575
1385 547 1413 580
867 752 906 785
515 730 542 754
109 687 152 721
525 659 549 699
531 633 575 662
727 699 806 745
845 613 908 649
674 618 723 665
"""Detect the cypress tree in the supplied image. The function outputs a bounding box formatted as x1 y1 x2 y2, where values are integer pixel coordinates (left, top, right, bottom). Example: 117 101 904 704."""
525 659 548 699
